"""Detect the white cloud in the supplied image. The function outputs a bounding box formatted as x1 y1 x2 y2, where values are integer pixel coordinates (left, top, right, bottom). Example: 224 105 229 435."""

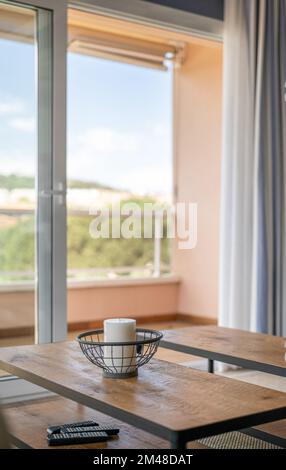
0 150 35 175
0 96 35 132
8 117 35 132
68 125 172 195
0 98 25 116
77 127 139 154
153 123 168 137
114 167 172 195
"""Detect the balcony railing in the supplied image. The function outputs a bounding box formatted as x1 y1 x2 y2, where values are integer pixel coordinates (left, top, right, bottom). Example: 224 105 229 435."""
0 207 171 286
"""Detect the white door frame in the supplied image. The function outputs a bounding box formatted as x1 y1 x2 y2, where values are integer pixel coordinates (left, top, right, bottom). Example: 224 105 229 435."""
0 0 67 400
8 0 67 344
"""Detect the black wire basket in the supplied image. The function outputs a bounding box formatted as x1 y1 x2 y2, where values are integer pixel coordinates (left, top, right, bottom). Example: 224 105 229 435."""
77 328 163 378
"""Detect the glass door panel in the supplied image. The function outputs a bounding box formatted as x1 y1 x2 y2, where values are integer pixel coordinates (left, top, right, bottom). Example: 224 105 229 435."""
0 1 59 373
0 2 37 354
67 9 173 331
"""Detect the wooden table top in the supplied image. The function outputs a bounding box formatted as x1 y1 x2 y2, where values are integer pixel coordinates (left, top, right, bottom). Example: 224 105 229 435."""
161 326 286 376
4 397 206 449
1 341 286 444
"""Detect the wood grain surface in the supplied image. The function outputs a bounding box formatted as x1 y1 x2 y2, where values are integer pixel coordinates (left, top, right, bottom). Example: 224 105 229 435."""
161 326 286 375
255 419 286 440
4 397 206 449
1 341 286 443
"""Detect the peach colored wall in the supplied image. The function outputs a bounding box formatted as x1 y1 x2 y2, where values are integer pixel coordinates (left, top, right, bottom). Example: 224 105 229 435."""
68 282 179 324
172 42 222 320
0 291 35 328
0 281 179 331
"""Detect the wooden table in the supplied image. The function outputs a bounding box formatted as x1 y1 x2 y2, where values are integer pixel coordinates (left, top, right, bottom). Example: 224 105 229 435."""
1 342 286 449
4 397 180 449
160 326 286 376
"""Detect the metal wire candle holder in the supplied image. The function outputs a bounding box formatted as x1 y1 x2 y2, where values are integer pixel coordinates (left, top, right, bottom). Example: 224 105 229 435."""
77 328 163 378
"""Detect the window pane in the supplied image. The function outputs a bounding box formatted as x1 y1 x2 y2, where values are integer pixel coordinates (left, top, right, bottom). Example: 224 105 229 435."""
0 3 36 361
67 12 173 287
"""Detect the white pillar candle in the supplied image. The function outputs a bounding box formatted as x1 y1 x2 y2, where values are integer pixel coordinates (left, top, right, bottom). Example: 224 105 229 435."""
104 318 136 374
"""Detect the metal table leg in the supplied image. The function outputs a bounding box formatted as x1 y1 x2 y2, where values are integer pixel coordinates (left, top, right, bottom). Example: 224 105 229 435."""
170 433 187 449
208 359 214 373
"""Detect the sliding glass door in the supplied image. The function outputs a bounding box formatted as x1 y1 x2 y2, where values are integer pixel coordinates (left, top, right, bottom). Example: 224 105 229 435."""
0 2 37 351
0 0 66 361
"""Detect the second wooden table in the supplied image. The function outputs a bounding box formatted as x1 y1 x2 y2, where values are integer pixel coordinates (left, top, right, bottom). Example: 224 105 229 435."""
160 326 286 376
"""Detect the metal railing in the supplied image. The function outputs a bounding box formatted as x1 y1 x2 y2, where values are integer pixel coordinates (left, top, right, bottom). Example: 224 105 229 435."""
0 207 171 282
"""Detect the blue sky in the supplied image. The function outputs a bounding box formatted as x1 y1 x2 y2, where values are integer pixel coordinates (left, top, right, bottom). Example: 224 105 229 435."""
0 38 173 195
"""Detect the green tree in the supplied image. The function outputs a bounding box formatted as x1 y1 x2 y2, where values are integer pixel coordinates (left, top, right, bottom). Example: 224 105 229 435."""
0 216 35 273
0 198 171 279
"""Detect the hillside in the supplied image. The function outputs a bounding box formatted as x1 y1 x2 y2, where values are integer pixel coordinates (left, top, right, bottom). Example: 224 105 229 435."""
0 174 116 191
0 174 34 190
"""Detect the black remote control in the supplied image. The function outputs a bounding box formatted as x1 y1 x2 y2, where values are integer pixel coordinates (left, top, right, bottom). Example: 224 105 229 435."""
64 425 120 435
47 431 108 446
47 420 98 435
